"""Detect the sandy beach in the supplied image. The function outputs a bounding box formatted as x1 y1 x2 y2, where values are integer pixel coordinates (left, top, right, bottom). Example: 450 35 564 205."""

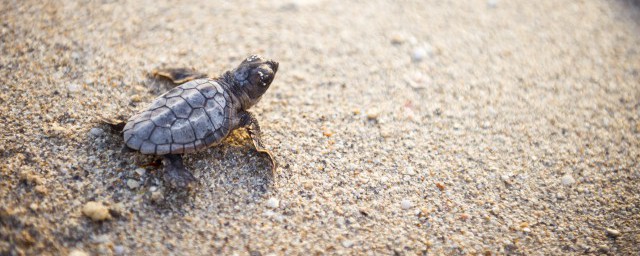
1 0 639 255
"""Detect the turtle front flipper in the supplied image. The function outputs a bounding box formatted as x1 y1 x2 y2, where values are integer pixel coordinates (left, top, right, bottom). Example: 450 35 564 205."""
152 68 208 84
238 111 277 176
163 154 197 189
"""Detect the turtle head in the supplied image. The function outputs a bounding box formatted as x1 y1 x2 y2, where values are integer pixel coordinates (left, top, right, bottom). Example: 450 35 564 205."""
230 55 278 108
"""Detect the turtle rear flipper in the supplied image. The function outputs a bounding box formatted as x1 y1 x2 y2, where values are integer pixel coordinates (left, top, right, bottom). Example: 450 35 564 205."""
152 68 208 84
96 115 127 133
95 115 134 152
163 154 197 189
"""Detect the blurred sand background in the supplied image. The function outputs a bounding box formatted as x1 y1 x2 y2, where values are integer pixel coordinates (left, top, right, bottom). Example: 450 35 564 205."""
1 0 640 255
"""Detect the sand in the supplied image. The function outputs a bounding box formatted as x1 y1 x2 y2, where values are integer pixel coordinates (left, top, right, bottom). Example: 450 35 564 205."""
1 0 639 255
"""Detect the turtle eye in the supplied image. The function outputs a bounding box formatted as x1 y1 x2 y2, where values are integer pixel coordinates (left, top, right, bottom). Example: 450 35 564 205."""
251 68 273 87
258 71 273 86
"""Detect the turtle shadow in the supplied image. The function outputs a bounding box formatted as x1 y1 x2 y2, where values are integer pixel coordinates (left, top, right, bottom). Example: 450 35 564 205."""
96 124 275 209
184 131 277 189
151 142 275 213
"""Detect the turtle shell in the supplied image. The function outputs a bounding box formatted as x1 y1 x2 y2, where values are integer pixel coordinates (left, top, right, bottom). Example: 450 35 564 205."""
123 79 232 155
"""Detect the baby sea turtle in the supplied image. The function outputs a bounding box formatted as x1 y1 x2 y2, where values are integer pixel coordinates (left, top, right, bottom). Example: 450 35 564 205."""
123 55 278 189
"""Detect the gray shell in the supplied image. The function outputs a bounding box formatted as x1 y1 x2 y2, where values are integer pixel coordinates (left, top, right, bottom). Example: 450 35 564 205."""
123 79 232 155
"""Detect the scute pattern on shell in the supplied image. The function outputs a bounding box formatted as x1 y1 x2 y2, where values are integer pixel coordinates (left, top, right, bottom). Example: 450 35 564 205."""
123 79 231 155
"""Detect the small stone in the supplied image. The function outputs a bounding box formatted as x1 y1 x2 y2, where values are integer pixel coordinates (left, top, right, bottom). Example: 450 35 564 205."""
405 166 415 175
82 201 111 221
262 210 276 217
522 227 531 233
606 228 621 237
266 197 280 209
34 185 48 195
151 191 163 202
405 72 430 89
130 94 142 102
401 199 413 210
561 174 575 185
487 0 498 8
126 179 140 189
92 234 110 243
303 181 313 190
133 85 147 92
54 71 64 79
598 245 609 252
418 207 430 217
366 108 381 120
113 245 125 255
359 207 370 216
89 127 104 137
134 168 146 176
411 47 427 62
68 83 81 92
411 45 433 62
342 240 354 248
578 243 591 251
390 33 406 45
69 249 89 256
109 202 126 217
279 2 299 11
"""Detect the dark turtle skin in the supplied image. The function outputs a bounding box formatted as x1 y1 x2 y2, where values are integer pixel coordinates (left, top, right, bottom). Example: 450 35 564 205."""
124 55 278 189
